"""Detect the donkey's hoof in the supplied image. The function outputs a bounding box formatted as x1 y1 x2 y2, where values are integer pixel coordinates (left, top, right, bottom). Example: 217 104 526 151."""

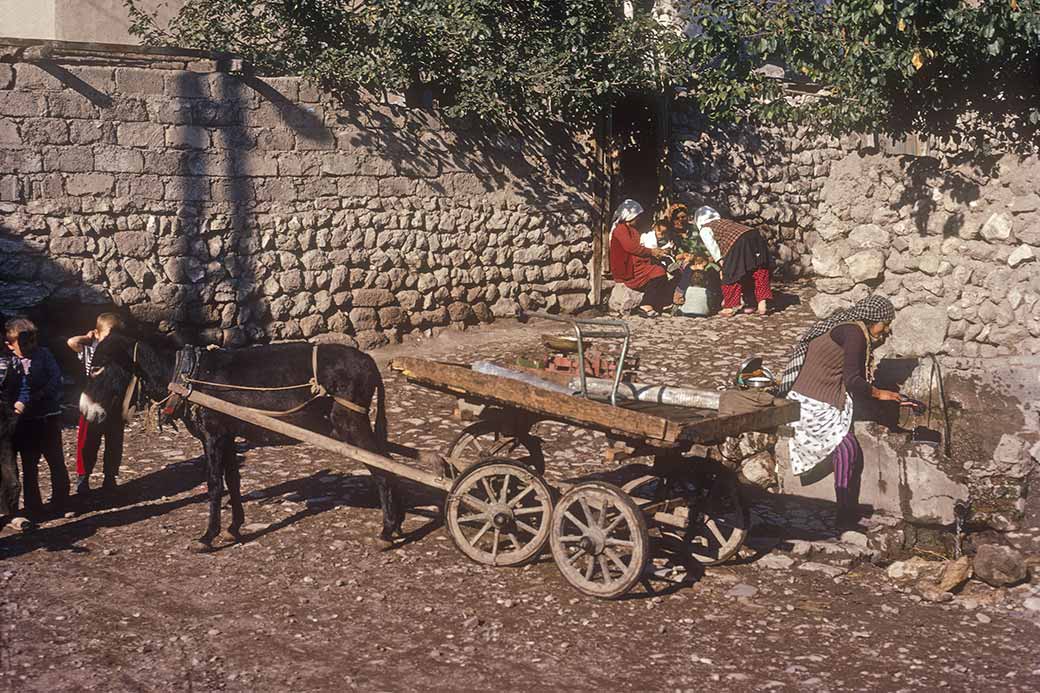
190 539 215 554
221 529 242 544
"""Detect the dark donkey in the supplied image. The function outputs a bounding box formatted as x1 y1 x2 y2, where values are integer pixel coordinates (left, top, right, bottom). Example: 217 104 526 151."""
80 332 403 549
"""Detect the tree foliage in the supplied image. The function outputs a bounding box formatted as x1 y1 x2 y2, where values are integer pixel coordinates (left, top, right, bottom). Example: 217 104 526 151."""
127 1 1040 143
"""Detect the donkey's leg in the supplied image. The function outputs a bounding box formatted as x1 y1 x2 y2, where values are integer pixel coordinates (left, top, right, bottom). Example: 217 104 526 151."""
222 438 244 540
330 405 404 541
371 468 403 541
197 433 229 549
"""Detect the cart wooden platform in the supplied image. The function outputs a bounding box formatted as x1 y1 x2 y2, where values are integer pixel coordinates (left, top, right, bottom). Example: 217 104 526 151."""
390 353 800 599
169 322 798 599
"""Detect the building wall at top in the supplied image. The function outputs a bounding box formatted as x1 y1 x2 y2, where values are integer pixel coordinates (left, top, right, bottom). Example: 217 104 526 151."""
0 0 56 40
0 0 185 43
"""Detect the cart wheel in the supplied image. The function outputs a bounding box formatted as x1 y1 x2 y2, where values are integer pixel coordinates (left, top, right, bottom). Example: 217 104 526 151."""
549 481 649 599
445 460 554 567
446 420 544 478
623 471 749 566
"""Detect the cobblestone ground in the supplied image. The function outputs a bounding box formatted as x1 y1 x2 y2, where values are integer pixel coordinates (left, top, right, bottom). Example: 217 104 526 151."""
2 283 1039 692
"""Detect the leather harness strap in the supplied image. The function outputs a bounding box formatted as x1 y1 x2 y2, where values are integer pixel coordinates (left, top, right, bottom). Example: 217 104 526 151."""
121 342 140 421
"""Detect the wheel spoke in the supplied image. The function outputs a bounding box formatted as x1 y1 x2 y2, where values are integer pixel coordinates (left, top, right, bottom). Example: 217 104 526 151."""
558 534 585 543
513 505 546 516
507 532 522 551
605 547 629 572
566 547 586 565
598 555 612 582
458 494 490 514
515 519 541 537
469 519 493 546
480 477 496 502
499 473 512 503
563 510 591 534
583 554 595 581
605 538 634 550
457 512 487 525
602 513 626 535
705 518 727 545
508 483 535 508
578 497 596 530
491 529 500 563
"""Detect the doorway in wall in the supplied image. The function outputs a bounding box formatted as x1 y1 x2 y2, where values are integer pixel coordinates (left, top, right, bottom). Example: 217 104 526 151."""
594 94 667 301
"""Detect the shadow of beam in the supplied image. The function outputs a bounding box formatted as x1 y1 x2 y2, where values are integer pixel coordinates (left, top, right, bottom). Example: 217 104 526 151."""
31 60 113 107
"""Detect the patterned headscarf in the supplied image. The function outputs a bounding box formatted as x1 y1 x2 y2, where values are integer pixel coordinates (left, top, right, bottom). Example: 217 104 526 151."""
773 295 896 397
612 199 645 228
694 205 721 231
665 203 689 227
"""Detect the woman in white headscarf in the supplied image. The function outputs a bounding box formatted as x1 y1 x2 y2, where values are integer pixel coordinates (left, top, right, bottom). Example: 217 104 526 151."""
694 206 775 317
609 199 673 317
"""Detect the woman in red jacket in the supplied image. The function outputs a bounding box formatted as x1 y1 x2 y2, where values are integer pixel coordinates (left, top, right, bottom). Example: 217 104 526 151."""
608 199 673 317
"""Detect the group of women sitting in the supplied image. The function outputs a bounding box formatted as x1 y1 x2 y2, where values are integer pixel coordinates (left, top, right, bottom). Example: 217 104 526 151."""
609 198 774 318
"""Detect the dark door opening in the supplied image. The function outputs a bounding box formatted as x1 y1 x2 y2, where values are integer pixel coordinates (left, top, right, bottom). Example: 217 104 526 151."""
610 95 662 214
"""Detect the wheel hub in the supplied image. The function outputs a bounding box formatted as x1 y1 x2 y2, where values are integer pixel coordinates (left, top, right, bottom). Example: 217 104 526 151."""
489 504 513 529
578 529 606 556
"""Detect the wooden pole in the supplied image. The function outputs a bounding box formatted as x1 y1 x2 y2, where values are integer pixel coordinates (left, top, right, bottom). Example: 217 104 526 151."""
170 385 453 492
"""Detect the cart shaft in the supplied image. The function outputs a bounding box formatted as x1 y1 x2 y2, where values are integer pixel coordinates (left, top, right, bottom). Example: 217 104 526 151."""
169 384 453 492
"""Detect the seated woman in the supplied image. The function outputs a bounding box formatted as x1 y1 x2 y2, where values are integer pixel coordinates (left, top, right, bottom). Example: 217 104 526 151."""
775 295 914 529
609 199 673 317
657 203 717 310
694 206 774 317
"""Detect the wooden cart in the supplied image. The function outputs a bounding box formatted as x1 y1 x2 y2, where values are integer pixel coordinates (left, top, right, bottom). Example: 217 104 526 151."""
389 313 800 599
169 314 798 600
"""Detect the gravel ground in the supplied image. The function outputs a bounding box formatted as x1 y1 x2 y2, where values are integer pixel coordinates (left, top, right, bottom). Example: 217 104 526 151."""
2 283 1039 692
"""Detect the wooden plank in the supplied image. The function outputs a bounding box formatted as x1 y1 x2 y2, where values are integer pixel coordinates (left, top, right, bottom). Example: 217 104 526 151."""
678 399 801 443
171 384 453 492
391 357 672 442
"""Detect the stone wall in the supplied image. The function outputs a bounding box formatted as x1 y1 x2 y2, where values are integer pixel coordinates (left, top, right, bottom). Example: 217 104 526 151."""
0 43 600 348
811 150 1040 359
671 101 1040 361
670 104 844 279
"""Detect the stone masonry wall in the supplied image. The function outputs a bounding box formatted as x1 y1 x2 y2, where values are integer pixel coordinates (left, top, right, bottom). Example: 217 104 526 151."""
670 104 841 279
0 44 600 349
672 100 1040 359
810 150 1040 359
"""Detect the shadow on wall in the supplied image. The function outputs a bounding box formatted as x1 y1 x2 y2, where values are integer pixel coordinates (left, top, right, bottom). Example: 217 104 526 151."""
0 224 116 380
2 51 603 352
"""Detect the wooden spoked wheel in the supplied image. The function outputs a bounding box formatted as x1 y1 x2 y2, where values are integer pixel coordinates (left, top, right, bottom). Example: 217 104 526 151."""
549 481 649 599
623 470 749 566
445 460 554 567
446 420 544 478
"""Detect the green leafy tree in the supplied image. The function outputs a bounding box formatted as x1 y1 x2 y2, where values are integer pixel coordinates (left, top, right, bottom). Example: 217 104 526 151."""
127 1 1039 144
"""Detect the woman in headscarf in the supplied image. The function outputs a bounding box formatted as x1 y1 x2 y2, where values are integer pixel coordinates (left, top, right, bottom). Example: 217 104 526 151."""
774 295 913 529
609 199 674 317
694 206 774 317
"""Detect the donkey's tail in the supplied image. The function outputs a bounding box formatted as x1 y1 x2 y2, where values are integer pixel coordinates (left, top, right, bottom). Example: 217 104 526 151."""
374 373 388 446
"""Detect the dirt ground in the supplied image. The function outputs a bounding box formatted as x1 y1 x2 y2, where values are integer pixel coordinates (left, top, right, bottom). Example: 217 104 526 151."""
2 283 1039 692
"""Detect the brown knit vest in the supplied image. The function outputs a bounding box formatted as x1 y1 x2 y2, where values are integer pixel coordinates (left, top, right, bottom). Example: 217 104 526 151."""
791 322 871 410
705 219 752 258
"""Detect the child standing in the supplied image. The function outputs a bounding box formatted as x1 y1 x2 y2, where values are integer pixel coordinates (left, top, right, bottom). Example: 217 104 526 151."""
5 318 69 517
1 339 30 529
67 313 125 495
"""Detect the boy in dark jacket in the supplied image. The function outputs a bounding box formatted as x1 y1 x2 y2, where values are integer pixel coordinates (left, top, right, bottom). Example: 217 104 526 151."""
0 340 30 528
5 318 69 517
